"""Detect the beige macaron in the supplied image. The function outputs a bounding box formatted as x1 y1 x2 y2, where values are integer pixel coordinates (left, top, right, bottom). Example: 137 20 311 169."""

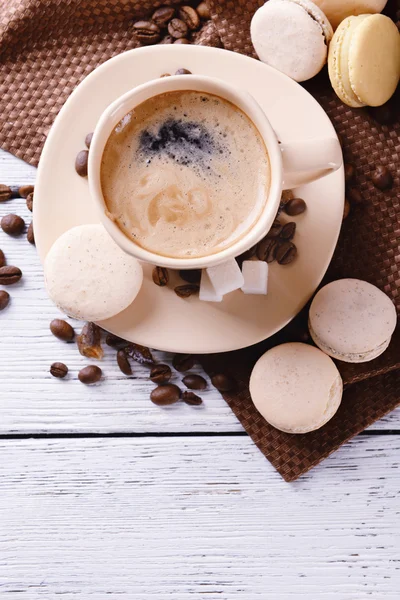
313 0 387 30
249 343 343 434
328 14 400 107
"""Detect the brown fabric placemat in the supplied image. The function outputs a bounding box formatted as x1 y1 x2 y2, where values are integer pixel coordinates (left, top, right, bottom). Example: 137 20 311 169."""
0 0 399 480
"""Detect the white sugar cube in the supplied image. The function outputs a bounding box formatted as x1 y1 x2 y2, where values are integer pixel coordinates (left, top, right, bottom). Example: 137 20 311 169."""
199 270 223 302
241 260 268 295
206 258 244 297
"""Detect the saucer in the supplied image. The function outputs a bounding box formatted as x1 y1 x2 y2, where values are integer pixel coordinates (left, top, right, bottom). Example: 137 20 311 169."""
34 45 344 354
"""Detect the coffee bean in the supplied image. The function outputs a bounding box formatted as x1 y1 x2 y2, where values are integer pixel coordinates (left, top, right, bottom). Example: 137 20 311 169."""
78 365 102 385
0 184 12 202
211 373 236 392
152 6 175 27
18 184 34 198
182 391 202 405
27 222 35 245
150 364 172 384
347 187 363 205
276 241 297 265
236 245 257 267
256 237 278 263
344 163 355 184
0 249 5 268
117 349 132 375
0 290 10 311
175 68 192 75
50 362 68 379
150 384 181 406
368 103 395 125
371 165 393 190
105 333 129 349
50 319 75 342
160 35 174 44
168 18 189 39
160 72 172 77
268 221 283 238
197 1 210 19
173 353 195 372
179 269 201 284
133 20 161 45
174 38 190 44
152 266 169 286
182 374 207 390
343 198 351 220
0 266 22 285
85 132 93 149
26 192 34 212
174 284 199 298
1 214 25 236
284 198 307 216
280 222 296 240
178 6 200 30
126 343 155 366
75 150 89 177
77 322 103 359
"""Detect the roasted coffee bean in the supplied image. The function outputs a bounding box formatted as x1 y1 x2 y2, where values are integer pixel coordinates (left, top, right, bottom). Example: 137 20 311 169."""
0 266 22 285
1 214 25 236
18 184 34 198
371 165 393 190
174 284 199 298
236 245 257 266
27 222 35 245
126 343 155 366
276 241 297 265
173 353 195 372
175 68 192 75
77 322 104 359
368 102 395 125
256 237 278 263
105 333 129 349
75 150 89 177
150 384 181 406
174 38 190 44
280 222 296 240
85 132 93 148
211 373 236 392
26 192 34 212
344 163 355 184
347 187 363 205
117 349 132 375
78 365 102 384
50 362 68 378
182 373 207 390
152 6 175 27
133 20 161 45
160 72 172 77
152 266 169 286
343 198 351 220
50 318 75 342
0 184 12 202
268 221 283 238
0 290 10 311
197 1 210 19
168 18 189 39
179 6 200 30
150 364 172 384
284 198 307 216
160 35 174 44
179 269 201 284
0 249 5 268
182 391 202 405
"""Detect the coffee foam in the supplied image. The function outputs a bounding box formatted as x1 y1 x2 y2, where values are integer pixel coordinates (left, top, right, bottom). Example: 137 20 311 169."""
101 91 271 258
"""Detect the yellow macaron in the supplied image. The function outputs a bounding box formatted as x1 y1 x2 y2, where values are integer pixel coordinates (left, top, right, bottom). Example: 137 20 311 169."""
328 14 400 107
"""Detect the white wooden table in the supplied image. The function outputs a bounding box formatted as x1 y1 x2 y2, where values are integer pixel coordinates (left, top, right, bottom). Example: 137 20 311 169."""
1 150 399 598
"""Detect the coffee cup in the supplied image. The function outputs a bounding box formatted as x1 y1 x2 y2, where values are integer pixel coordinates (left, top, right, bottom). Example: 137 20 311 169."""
89 75 342 270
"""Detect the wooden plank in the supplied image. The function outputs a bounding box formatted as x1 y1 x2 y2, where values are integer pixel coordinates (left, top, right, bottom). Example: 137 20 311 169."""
0 436 399 598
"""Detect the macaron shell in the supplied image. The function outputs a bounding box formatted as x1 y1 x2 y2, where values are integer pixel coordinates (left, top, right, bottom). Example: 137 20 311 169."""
284 0 333 42
348 14 400 107
313 0 387 29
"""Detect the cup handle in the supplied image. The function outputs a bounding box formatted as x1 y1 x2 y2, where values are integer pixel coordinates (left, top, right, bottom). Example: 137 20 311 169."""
280 138 343 190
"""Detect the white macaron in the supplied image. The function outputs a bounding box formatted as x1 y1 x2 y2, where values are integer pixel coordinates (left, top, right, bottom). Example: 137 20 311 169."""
45 224 143 321
309 279 397 363
251 0 333 82
249 343 343 434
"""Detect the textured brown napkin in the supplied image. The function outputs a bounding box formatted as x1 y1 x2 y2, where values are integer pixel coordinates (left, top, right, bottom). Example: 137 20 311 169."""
0 0 399 480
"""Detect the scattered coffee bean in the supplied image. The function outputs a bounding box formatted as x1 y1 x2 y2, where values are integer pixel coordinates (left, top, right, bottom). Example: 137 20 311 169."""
179 6 200 30
150 363 172 384
284 198 307 216
50 318 75 342
50 362 68 379
105 333 129 349
168 18 189 39
27 222 35 245
173 353 195 372
174 284 199 298
256 237 278 263
78 365 102 384
1 214 25 236
175 68 192 75
343 198 351 220
368 102 395 125
117 349 132 375
280 222 296 240
344 163 355 184
133 20 161 45
152 266 169 286
179 269 201 284
160 72 172 77
0 249 5 268
268 221 283 238
197 1 211 19
75 150 89 177
182 391 202 405
211 373 236 392
77 322 104 359
182 373 207 390
85 132 93 149
371 165 393 190
174 38 190 44
276 241 297 265
125 343 155 366
347 187 363 205
0 290 10 311
26 192 34 212
18 184 34 198
0 266 22 285
152 6 175 27
0 184 12 202
151 383 181 406
160 35 174 44
236 245 257 267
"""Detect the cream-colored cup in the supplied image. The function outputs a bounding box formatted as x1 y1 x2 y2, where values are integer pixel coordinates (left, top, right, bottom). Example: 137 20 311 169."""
89 75 342 270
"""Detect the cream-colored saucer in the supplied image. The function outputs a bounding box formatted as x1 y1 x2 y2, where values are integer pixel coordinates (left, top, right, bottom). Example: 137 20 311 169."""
34 46 344 354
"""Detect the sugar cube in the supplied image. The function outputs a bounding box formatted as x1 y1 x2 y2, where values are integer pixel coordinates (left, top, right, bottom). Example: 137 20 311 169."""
241 260 268 295
199 270 223 302
206 258 244 297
